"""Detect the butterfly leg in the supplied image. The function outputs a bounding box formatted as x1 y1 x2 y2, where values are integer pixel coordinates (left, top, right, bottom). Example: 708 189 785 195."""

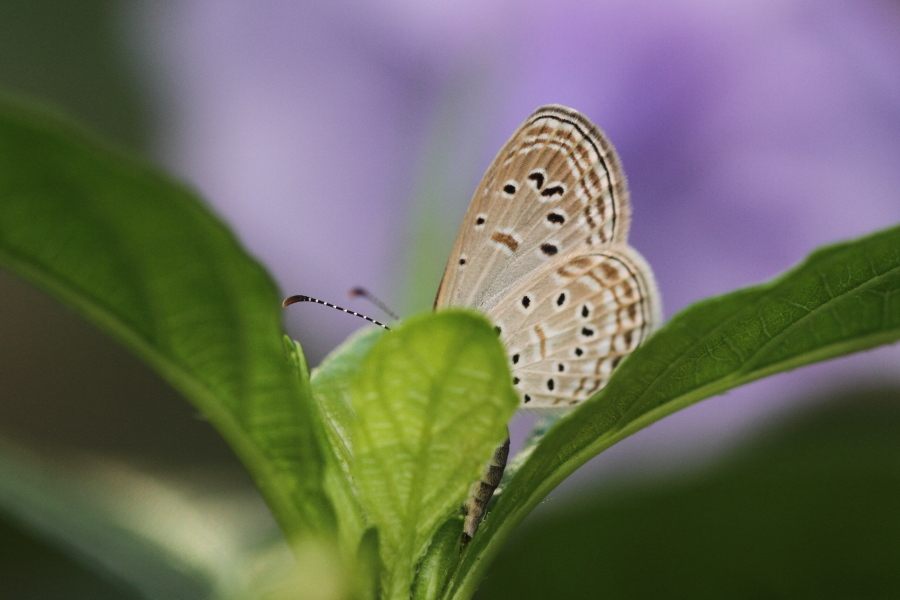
461 434 510 545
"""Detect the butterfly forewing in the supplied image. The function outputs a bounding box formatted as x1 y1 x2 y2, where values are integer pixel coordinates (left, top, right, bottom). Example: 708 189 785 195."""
435 105 632 313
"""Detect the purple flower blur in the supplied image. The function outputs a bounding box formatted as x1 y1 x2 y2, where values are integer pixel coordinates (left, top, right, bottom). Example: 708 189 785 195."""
130 0 900 481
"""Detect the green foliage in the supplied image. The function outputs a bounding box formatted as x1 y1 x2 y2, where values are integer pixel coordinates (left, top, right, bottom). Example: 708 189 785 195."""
0 1 149 148
0 96 333 545
0 96 898 599
478 387 900 599
0 441 287 600
306 329 381 566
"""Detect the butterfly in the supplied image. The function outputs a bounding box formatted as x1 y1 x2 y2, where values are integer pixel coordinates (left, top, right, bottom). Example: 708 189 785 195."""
434 105 662 540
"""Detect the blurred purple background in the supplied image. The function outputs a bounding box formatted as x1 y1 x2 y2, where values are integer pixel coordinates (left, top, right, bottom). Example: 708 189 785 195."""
118 0 900 484
2 0 898 493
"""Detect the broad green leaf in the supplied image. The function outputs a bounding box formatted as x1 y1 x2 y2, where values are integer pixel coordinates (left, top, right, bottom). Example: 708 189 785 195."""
307 327 384 560
311 327 385 489
479 387 900 599
447 224 900 600
0 97 332 543
351 311 517 600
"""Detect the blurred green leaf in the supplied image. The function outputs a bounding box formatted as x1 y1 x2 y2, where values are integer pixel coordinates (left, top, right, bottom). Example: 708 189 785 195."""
0 440 290 599
351 311 517 599
0 515 141 600
448 224 900 600
478 387 900 599
0 1 149 149
0 97 332 544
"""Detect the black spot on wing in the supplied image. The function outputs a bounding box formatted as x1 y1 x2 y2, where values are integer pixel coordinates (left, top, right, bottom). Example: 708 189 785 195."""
541 185 565 198
547 212 565 224
528 171 545 189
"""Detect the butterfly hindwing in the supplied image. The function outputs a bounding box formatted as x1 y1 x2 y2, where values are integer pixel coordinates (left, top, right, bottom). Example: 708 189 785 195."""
495 247 660 409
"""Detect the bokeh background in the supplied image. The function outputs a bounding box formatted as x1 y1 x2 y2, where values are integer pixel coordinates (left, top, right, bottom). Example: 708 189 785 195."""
1 0 899 597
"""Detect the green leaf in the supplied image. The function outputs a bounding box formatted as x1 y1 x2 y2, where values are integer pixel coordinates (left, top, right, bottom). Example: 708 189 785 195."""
351 311 518 599
354 527 383 600
479 387 900 599
447 224 900 600
412 516 464 600
311 327 385 494
308 327 384 560
0 97 332 543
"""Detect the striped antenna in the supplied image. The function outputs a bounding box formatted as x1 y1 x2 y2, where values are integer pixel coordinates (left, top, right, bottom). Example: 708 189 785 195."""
348 287 400 321
282 295 391 330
